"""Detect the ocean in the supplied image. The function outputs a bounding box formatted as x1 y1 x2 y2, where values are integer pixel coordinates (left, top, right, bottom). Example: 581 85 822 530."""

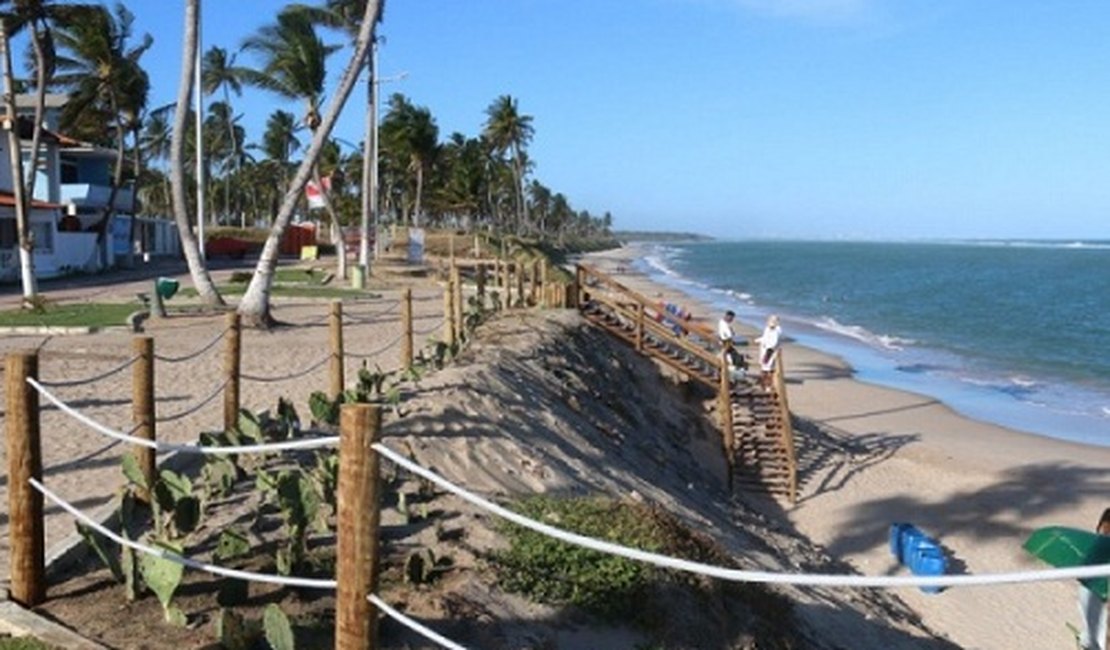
635 239 1110 448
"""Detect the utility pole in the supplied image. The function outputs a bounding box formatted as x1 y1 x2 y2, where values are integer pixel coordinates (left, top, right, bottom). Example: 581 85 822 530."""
358 40 376 270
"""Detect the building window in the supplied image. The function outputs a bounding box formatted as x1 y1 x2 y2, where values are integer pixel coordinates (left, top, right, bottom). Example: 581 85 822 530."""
61 161 78 184
31 219 53 253
0 218 14 248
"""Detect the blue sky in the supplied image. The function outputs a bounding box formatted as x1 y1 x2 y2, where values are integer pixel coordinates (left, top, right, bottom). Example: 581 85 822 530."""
117 1 1110 239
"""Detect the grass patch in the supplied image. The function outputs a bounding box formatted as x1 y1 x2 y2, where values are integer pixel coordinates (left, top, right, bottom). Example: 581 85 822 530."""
493 496 670 620
0 302 137 328
0 636 62 650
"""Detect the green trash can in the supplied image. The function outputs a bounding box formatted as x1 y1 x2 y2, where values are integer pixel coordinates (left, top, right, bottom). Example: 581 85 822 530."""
155 277 180 300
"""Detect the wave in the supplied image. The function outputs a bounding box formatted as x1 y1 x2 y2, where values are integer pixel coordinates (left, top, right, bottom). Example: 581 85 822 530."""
948 239 1110 251
813 317 916 351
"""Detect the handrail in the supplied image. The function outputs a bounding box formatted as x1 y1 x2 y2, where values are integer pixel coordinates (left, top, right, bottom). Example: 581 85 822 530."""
771 351 798 504
578 262 797 502
601 295 723 371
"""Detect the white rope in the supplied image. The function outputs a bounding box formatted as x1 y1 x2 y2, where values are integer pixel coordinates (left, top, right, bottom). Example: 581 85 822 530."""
37 355 140 388
27 377 339 456
369 594 467 650
30 478 337 590
372 443 1110 590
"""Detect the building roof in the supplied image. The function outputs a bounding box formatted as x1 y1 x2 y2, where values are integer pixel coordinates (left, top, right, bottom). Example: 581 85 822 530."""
0 190 64 210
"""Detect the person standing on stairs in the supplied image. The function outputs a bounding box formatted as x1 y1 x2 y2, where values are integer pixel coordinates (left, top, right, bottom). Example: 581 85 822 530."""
717 310 748 379
757 314 782 387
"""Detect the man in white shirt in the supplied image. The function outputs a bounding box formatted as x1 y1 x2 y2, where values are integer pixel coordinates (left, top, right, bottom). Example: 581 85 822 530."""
717 311 747 376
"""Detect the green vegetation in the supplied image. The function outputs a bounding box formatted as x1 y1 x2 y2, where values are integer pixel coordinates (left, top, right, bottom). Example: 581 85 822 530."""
614 231 714 243
494 496 671 620
0 637 61 650
0 303 138 328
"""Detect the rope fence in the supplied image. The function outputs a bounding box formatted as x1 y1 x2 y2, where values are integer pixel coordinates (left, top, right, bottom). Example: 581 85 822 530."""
0 261 579 648
343 299 401 324
240 353 332 384
344 330 406 360
413 317 447 337
153 328 227 364
153 377 231 424
35 355 139 388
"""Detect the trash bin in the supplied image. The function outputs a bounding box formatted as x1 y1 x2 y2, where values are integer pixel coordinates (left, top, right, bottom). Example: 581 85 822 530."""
350 265 366 290
155 277 179 300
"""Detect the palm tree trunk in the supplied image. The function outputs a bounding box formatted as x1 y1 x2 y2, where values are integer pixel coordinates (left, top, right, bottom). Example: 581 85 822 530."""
0 19 38 304
171 0 223 307
238 0 382 327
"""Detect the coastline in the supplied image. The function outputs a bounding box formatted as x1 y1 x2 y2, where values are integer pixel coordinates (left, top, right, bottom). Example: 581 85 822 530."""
583 244 1110 650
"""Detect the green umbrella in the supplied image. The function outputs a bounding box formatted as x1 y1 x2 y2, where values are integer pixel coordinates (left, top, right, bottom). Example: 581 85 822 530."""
1023 526 1110 601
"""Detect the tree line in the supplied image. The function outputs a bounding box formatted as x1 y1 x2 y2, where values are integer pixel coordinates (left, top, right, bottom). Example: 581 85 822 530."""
1 0 614 324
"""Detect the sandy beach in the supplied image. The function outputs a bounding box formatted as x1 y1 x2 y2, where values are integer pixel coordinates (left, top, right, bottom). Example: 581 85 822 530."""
583 244 1110 649
0 251 1107 649
0 263 450 593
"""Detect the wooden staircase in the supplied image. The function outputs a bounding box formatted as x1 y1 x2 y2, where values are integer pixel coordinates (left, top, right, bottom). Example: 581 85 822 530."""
574 265 797 502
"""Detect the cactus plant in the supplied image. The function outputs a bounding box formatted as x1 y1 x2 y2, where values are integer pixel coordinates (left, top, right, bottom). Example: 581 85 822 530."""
263 604 295 650
138 541 186 625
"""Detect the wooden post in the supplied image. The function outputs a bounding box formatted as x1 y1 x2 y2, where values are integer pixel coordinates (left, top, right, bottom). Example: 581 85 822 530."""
443 280 456 347
330 301 344 400
476 262 486 306
772 351 797 504
451 263 463 337
529 260 539 306
516 261 525 308
223 312 241 433
401 288 414 370
335 404 382 650
540 259 549 308
570 267 582 309
719 352 735 489
635 303 645 352
132 337 156 503
501 260 512 310
6 352 45 606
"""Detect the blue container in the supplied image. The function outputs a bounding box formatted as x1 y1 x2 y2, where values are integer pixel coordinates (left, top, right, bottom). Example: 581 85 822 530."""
900 527 927 567
913 547 947 594
890 523 910 558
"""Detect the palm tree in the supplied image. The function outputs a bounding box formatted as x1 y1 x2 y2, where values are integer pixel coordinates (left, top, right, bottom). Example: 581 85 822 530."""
238 0 382 326
240 8 350 280
379 93 437 227
483 95 533 235
169 0 222 306
290 0 387 268
201 46 247 226
260 108 301 194
52 3 152 267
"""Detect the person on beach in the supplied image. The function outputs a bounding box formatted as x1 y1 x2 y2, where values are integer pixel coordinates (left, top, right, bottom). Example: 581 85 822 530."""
717 310 747 375
1078 508 1110 650
756 314 782 386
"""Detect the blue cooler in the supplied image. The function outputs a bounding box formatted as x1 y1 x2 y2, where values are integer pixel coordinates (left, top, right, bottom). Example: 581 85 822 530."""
912 547 947 594
900 526 927 567
890 523 910 558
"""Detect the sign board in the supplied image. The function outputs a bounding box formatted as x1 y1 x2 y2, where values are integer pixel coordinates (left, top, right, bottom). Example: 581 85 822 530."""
407 227 425 264
300 245 319 260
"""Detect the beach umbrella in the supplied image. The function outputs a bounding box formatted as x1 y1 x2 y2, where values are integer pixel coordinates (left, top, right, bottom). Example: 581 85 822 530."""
1023 526 1110 600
